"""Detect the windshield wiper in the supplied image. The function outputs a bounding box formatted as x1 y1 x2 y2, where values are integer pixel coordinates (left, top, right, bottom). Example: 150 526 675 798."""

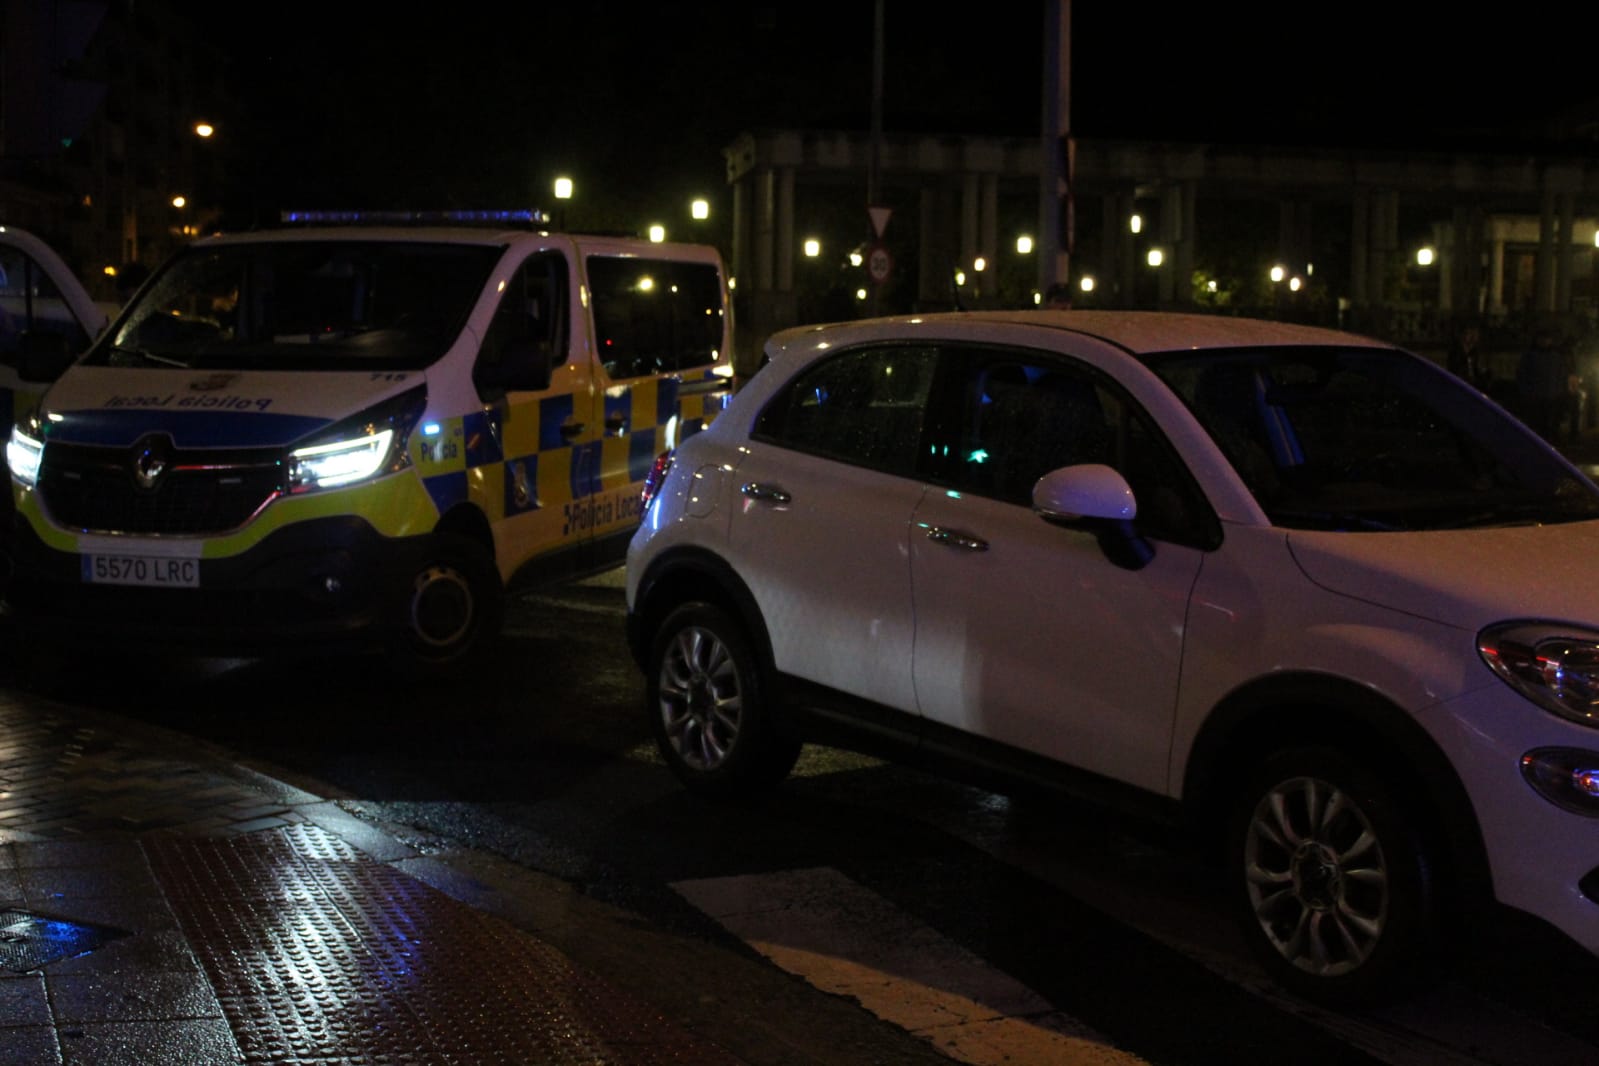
1453 500 1599 529
1269 507 1406 532
109 344 191 369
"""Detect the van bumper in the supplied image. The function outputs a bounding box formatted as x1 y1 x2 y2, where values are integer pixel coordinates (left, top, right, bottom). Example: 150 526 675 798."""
1 515 430 653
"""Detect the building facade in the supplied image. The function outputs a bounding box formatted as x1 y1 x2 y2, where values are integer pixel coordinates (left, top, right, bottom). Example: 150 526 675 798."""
723 128 1599 375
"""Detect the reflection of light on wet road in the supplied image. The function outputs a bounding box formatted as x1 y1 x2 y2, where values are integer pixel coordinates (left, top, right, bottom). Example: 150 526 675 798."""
622 740 884 778
674 866 1148 1066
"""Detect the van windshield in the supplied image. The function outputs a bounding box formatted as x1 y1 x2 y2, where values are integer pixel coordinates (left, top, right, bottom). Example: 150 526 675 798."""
88 240 501 371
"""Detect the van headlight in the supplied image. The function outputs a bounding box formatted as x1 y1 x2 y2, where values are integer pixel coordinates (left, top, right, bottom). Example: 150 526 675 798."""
7 419 44 488
1480 622 1599 727
287 385 426 493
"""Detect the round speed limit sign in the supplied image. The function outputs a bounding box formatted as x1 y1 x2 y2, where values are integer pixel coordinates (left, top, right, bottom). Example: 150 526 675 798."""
867 242 893 285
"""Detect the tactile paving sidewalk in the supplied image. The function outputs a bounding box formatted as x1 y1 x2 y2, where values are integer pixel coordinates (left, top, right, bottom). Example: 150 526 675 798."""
146 824 745 1065
0 695 746 1064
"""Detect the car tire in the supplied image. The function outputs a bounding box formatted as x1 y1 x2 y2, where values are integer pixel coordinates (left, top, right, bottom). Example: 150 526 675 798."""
387 533 504 679
647 602 800 799
1226 745 1439 1006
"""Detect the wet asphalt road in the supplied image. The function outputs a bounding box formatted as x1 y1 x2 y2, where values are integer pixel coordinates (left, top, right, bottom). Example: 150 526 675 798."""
6 568 1599 1066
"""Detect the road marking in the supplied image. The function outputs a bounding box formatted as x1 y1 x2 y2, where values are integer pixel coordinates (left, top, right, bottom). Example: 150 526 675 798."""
672 866 1148 1066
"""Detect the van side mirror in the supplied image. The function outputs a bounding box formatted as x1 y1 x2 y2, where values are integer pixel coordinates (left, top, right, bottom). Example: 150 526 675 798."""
17 330 75 383
1033 463 1154 570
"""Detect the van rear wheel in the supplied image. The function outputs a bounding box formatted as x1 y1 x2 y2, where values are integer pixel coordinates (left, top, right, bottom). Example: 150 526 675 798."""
388 533 503 678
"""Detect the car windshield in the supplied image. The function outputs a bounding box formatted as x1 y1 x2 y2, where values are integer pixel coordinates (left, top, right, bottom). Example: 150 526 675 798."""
87 240 502 371
1146 345 1599 531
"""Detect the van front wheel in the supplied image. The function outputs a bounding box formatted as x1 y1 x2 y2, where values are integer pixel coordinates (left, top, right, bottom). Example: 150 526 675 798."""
388 533 503 677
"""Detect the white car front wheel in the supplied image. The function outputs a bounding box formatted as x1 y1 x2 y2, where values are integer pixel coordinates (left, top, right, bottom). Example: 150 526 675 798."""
647 602 800 798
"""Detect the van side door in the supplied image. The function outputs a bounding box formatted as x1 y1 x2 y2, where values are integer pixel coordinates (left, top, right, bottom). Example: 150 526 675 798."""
584 254 731 564
469 248 599 585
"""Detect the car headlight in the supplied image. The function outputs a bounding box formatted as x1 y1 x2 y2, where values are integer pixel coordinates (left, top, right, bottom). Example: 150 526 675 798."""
1480 622 1599 727
287 385 426 493
7 419 44 488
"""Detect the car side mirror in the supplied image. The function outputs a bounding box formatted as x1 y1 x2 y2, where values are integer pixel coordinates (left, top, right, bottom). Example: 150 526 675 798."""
17 330 75 383
1033 463 1154 571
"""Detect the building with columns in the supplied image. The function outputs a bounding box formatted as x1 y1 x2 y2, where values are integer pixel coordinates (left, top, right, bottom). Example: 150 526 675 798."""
723 128 1599 376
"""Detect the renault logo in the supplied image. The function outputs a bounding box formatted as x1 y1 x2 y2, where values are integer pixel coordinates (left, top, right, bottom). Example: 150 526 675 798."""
131 435 173 491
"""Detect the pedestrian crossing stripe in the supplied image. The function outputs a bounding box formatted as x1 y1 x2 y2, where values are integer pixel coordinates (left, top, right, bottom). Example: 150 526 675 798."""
672 867 1149 1066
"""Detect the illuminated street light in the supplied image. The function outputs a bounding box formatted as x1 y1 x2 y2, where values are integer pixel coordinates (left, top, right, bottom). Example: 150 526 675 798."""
193 122 214 138
849 249 864 267
856 288 868 301
803 238 821 257
954 269 967 287
1016 236 1033 254
649 224 666 243
691 198 709 220
1289 276 1303 292
973 256 987 272
1146 248 1164 267
1270 264 1286 283
554 177 573 201
171 195 187 208
1416 246 1435 266
1130 214 1143 234
1080 276 1096 292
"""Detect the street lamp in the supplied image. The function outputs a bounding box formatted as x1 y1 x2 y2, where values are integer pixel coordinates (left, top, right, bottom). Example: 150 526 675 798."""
691 198 709 221
1016 236 1033 254
803 238 821 258
648 224 667 243
193 122 214 138
1416 246 1435 266
553 177 573 229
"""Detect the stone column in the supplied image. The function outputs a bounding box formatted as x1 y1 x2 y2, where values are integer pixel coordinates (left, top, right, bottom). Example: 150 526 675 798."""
1351 191 1369 308
1536 187 1555 313
980 172 999 301
777 167 795 296
1557 189 1575 313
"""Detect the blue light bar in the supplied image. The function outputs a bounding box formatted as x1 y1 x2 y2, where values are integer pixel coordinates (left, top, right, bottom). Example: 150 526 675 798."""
279 209 550 226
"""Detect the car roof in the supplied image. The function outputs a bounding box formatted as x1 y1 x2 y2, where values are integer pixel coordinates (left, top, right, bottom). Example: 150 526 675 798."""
765 309 1395 360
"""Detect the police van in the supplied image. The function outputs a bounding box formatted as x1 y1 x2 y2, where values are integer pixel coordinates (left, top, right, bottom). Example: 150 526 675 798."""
4 211 734 674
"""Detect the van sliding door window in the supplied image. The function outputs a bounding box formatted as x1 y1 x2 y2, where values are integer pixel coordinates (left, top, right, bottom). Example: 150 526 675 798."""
586 258 722 379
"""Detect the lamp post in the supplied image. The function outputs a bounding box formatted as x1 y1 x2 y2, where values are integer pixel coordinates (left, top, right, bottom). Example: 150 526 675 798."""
553 177 573 230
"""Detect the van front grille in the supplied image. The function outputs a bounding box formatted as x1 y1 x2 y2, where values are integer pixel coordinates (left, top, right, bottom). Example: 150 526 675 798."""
38 441 285 535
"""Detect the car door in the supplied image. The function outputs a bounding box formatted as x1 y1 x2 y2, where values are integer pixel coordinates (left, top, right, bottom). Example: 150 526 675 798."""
909 346 1211 795
724 343 938 716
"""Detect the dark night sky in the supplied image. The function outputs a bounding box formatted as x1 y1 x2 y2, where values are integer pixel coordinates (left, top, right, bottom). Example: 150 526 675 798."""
192 3 1599 228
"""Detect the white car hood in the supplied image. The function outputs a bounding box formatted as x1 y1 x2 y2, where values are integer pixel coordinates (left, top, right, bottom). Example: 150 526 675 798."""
1286 521 1599 631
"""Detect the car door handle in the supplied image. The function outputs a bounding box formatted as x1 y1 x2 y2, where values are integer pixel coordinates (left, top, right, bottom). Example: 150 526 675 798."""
741 482 791 504
924 525 989 552
560 420 585 440
604 414 628 435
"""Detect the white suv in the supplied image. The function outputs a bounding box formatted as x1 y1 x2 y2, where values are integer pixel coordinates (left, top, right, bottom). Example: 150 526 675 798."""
624 309 1599 1006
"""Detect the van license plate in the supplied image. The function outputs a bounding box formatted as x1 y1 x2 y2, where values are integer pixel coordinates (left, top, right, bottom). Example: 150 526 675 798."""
83 555 200 588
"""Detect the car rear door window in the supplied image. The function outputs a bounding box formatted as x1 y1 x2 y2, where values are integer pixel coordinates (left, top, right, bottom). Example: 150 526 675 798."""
753 345 937 477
